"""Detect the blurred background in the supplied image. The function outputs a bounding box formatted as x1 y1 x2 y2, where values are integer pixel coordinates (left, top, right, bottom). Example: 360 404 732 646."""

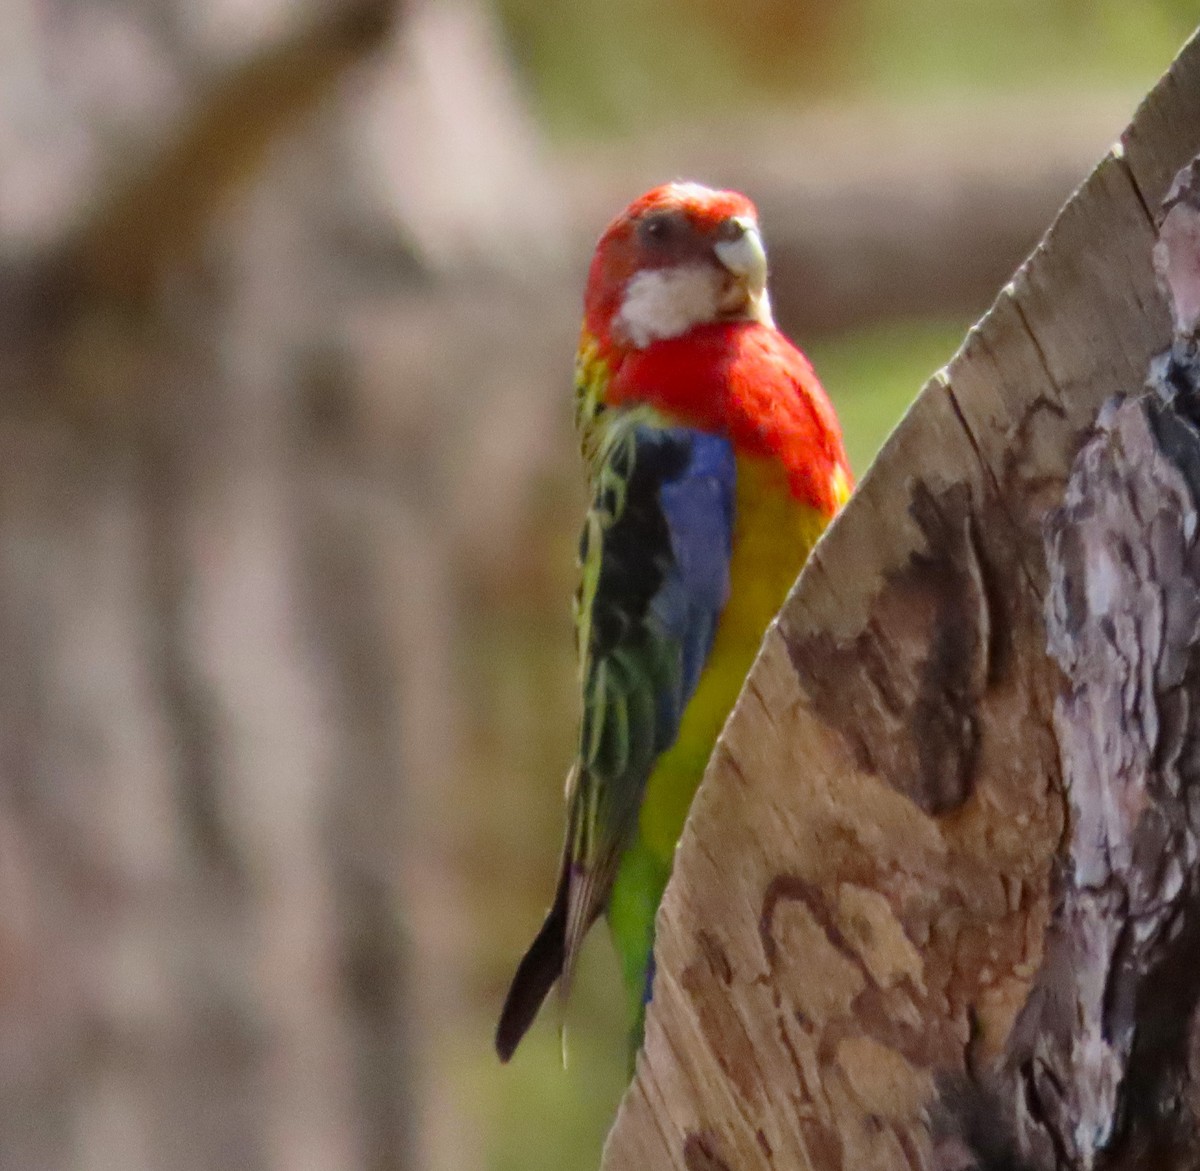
0 1 1192 1169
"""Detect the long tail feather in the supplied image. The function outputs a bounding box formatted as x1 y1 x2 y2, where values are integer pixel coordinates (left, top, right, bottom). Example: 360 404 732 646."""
495 861 569 1062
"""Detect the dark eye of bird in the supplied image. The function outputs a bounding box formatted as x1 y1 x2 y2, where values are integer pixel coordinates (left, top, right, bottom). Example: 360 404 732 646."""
638 213 677 246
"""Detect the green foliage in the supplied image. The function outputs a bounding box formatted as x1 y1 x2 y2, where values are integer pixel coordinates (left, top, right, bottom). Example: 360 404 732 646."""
853 0 1194 97
495 0 1194 138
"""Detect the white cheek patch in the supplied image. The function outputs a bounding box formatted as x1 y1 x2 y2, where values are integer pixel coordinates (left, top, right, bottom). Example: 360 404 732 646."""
615 264 725 349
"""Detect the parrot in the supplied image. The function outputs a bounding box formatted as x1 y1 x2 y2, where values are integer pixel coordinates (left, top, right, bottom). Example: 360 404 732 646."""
495 181 852 1064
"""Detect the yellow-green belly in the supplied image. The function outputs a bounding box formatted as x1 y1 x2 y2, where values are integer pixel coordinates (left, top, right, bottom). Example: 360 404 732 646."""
607 453 841 1044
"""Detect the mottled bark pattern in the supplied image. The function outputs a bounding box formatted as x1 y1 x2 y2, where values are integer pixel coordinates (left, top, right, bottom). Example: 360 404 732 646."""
787 481 993 816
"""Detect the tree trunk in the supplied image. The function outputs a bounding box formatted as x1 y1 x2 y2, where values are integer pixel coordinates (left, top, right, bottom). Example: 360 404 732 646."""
601 28 1200 1171
0 5 427 1169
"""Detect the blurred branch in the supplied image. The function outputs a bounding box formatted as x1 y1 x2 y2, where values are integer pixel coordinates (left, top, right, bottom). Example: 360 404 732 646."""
52 0 402 308
561 96 1138 335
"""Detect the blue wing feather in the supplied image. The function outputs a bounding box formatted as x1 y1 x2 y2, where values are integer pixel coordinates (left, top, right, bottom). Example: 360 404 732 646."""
649 428 735 736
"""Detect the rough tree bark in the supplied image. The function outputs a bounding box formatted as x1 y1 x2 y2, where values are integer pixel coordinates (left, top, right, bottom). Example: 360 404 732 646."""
602 28 1200 1171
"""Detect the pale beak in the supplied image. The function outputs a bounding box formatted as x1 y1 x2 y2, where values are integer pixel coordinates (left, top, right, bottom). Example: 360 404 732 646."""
713 217 773 325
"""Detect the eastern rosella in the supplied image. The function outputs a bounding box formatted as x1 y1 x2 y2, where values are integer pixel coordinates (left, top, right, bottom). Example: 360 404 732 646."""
495 182 852 1063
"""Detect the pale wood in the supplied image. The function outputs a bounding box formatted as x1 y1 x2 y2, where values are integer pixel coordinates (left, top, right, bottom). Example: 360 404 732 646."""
602 29 1200 1171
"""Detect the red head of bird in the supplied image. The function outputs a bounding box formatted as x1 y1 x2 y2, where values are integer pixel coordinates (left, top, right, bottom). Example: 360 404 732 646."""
583 182 776 361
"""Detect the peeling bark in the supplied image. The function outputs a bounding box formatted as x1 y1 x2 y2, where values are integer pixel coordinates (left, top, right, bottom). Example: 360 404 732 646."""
1029 376 1200 1167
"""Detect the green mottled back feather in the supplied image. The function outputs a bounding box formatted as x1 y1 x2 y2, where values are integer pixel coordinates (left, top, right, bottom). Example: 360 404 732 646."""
495 348 735 1062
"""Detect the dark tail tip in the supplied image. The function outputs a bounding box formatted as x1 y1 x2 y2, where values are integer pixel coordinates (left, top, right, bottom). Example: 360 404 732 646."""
495 885 568 1062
